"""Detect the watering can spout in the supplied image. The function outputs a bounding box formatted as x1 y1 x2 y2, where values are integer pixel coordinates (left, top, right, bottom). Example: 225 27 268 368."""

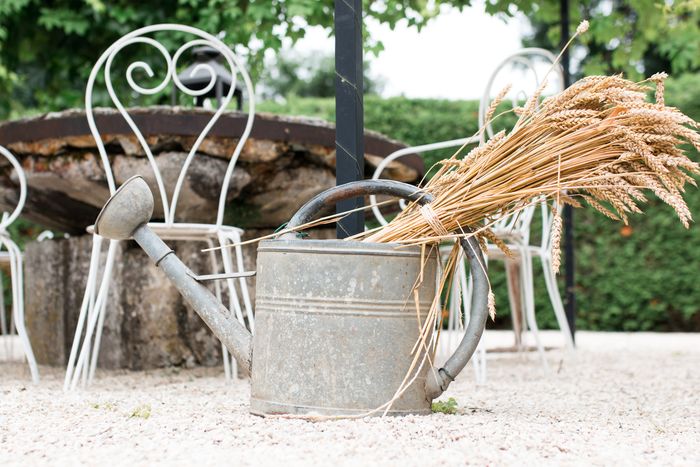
94 175 253 373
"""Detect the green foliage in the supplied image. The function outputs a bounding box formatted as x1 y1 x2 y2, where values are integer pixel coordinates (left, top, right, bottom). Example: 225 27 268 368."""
258 95 337 121
666 74 700 122
257 74 700 331
259 95 517 170
432 397 458 414
572 191 700 331
129 404 152 419
1 0 696 116
517 0 700 79
0 0 473 118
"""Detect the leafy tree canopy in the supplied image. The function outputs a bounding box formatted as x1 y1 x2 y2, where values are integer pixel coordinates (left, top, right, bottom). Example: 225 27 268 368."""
0 0 697 117
0 0 470 117
510 0 700 78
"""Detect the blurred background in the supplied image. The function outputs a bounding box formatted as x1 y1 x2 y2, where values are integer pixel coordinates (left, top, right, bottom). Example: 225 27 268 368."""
0 0 698 332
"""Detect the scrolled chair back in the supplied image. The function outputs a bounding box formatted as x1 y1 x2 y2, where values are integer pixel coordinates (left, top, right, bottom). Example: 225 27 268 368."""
85 24 255 228
370 47 563 234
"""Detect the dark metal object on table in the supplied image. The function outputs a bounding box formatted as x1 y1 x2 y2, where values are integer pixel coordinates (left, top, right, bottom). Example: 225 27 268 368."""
174 46 243 109
334 0 365 238
560 0 577 343
94 176 489 416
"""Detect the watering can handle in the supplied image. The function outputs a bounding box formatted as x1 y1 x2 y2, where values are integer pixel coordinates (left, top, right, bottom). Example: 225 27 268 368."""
283 179 489 400
285 179 430 231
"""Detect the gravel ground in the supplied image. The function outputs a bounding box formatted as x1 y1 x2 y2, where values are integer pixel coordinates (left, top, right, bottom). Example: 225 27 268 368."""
1 331 698 466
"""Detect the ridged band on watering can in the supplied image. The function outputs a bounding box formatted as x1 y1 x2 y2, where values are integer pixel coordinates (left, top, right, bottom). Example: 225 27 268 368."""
250 239 438 416
283 179 490 401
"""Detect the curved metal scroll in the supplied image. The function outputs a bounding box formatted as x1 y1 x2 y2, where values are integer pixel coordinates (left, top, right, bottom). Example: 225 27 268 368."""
85 23 255 227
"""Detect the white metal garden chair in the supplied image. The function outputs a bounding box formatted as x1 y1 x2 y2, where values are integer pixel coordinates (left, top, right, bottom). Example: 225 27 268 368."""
0 145 39 383
369 48 570 382
480 49 574 369
64 24 255 391
487 198 575 369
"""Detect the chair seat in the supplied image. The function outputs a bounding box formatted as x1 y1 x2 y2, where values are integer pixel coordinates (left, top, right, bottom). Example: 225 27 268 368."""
86 222 244 241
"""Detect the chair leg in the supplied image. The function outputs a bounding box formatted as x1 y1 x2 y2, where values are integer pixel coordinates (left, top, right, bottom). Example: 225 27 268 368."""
88 281 111 383
66 239 118 390
448 272 457 334
504 260 523 349
540 254 575 351
64 235 103 390
453 256 483 383
0 269 9 359
439 251 460 361
3 237 39 383
78 245 116 388
217 233 246 326
218 232 255 379
227 231 255 333
460 266 486 384
464 265 488 384
0 269 6 336
437 292 450 365
452 266 463 365
520 247 548 372
86 236 118 384
206 238 233 381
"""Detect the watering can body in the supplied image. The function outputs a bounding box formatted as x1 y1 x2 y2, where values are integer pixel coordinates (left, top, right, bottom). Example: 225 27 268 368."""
93 176 489 417
252 239 437 416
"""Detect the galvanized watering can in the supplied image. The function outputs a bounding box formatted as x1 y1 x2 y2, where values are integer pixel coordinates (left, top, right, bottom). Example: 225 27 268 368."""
94 175 489 416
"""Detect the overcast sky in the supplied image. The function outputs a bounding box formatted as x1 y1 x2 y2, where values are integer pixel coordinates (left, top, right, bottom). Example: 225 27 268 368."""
292 3 528 100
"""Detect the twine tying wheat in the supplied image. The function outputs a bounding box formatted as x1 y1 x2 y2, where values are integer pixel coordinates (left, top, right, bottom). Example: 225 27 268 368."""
419 204 450 236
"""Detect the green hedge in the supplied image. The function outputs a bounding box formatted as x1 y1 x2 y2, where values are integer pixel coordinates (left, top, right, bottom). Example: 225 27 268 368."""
258 74 700 331
260 96 517 170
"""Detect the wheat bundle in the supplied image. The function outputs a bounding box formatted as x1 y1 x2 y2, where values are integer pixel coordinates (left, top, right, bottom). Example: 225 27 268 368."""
360 73 700 275
347 71 700 410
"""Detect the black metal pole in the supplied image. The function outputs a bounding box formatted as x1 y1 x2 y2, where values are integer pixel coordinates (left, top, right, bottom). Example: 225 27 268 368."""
334 0 365 237
560 0 576 343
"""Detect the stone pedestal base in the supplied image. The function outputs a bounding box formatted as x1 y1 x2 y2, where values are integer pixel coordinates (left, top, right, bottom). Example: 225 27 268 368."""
23 228 333 370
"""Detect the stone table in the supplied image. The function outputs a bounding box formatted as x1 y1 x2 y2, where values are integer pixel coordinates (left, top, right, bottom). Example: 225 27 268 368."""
0 107 423 232
0 107 423 370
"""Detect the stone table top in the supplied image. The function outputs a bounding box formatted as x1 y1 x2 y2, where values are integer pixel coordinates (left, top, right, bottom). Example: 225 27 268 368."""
0 107 423 233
